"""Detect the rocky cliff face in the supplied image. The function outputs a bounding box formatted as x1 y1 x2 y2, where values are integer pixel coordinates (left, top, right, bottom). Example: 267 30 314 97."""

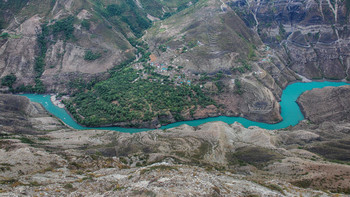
229 0 350 80
0 94 65 134
298 85 350 124
1 94 350 195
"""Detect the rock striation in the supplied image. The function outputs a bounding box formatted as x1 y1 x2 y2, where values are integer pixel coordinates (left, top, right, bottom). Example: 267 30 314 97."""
229 0 350 80
297 85 350 124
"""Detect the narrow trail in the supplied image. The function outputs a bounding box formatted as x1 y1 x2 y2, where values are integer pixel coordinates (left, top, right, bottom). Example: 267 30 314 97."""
325 0 338 23
246 0 260 32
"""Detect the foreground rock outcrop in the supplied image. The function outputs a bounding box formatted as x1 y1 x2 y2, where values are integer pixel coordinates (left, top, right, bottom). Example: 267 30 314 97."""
1 94 350 195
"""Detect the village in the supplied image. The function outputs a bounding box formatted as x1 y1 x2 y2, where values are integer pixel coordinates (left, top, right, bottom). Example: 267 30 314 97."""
131 44 276 91
133 53 199 86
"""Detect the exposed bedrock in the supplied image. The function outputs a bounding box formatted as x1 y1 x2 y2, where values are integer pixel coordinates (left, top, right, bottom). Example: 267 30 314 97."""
228 0 350 80
0 94 65 134
297 86 350 124
0 5 134 92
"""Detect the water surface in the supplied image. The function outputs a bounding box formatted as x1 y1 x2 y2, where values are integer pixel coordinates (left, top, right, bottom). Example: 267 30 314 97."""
20 81 349 133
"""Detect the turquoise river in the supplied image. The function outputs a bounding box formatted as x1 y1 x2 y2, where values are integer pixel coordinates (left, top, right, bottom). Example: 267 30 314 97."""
20 81 349 133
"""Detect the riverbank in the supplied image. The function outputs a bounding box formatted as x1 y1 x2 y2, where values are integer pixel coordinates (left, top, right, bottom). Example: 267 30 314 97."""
50 94 69 108
19 81 350 132
2 94 350 196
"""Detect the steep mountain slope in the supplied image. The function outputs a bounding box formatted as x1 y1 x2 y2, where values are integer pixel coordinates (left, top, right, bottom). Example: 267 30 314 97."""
229 0 350 80
0 0 196 93
141 0 297 124
0 0 133 93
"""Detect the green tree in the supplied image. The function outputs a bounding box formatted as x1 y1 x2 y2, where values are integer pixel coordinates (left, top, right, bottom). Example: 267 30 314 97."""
1 74 16 87
81 19 90 30
0 32 9 39
84 50 101 61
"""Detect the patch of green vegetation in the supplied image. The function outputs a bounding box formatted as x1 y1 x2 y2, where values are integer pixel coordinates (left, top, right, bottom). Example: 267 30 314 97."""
332 187 350 195
9 34 22 39
138 0 163 18
158 44 167 52
215 81 224 93
81 19 90 30
34 56 45 78
247 47 256 60
65 67 214 127
141 0 199 19
0 179 18 185
132 190 157 197
14 16 76 93
0 32 9 39
279 23 286 37
192 141 211 160
29 181 41 187
235 79 243 95
126 37 150 62
241 59 252 71
140 165 178 175
226 147 283 168
119 157 128 164
84 50 101 61
0 0 30 15
187 39 198 48
91 0 151 38
51 16 75 40
292 179 312 188
0 165 11 172
19 137 35 145
38 137 50 141
307 139 350 162
255 181 285 195
231 60 252 74
0 163 12 171
33 78 46 93
1 74 16 88
64 183 74 190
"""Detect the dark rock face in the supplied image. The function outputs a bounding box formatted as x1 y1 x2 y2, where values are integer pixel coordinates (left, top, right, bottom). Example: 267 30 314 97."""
0 94 64 134
297 86 350 124
229 0 350 80
0 94 37 134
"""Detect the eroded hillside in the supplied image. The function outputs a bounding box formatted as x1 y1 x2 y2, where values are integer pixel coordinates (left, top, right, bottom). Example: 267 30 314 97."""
1 93 350 195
